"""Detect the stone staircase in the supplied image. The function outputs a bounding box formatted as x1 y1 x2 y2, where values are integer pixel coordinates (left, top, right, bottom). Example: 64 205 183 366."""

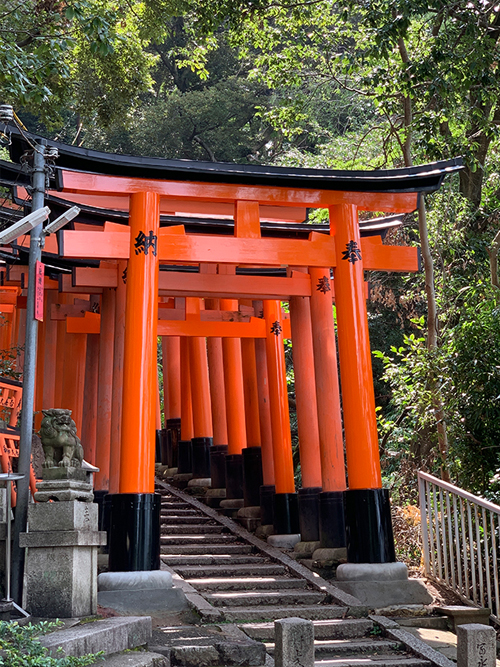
156 481 443 667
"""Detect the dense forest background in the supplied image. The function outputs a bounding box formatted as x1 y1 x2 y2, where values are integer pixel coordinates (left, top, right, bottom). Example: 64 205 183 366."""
2 0 500 504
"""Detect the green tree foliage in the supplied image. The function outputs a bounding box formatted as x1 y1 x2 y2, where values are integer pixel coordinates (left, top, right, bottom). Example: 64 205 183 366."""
1 0 153 126
0 620 101 666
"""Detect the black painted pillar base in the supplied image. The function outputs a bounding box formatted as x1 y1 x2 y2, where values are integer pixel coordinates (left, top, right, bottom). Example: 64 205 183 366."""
159 428 168 465
243 447 263 507
344 488 396 563
192 437 212 478
155 429 162 463
177 440 192 474
93 489 108 531
225 454 243 500
210 445 228 488
273 492 300 535
108 493 161 571
298 487 322 542
319 491 346 548
166 418 181 467
260 485 275 525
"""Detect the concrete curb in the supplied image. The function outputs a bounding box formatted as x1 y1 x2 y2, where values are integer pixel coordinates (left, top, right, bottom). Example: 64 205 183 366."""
371 614 457 667
156 479 362 611
40 616 152 658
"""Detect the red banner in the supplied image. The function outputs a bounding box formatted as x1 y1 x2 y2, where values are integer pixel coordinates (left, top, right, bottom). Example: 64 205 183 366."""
34 261 44 322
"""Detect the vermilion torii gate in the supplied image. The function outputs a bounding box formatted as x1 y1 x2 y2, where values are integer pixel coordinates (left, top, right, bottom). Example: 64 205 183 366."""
1 138 462 571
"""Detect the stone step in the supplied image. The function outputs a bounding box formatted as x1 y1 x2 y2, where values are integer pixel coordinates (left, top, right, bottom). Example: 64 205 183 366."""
161 524 226 534
160 502 192 509
395 616 449 630
186 576 308 591
41 617 152 658
313 658 431 667
160 534 239 545
264 639 403 658
162 554 266 566
160 544 254 555
160 515 213 524
205 589 326 607
174 563 286 578
242 619 374 641
224 605 348 622
90 650 168 666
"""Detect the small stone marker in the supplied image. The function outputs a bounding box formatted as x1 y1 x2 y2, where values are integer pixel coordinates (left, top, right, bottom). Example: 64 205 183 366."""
457 623 496 667
274 617 314 667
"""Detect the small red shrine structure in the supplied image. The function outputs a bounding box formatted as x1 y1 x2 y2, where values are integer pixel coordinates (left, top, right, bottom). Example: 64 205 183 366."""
0 131 462 570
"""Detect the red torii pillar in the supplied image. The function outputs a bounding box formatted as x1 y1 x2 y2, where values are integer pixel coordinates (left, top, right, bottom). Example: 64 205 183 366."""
263 299 298 535
331 204 395 563
108 192 161 572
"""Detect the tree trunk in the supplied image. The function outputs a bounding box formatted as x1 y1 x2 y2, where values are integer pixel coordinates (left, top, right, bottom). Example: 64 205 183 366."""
418 196 450 481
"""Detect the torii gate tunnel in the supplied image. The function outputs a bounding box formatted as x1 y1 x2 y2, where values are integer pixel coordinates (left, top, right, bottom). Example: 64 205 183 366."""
0 136 462 571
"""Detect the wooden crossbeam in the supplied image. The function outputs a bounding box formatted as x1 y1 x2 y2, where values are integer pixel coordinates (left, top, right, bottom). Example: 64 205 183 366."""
61 228 419 273
59 170 419 213
157 273 312 299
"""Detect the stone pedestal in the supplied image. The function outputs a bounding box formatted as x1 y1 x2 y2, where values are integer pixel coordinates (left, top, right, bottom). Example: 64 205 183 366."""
457 624 496 667
335 562 433 606
20 480 106 617
274 617 314 667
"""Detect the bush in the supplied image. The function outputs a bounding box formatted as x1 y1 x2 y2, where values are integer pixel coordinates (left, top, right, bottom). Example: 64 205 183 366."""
0 620 102 667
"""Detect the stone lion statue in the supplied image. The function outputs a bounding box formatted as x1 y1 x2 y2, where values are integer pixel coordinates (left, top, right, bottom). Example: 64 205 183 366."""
39 409 84 468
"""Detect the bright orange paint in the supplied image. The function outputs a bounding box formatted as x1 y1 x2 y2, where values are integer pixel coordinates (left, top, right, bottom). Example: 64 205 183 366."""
241 337 261 448
163 337 181 419
59 169 419 213
254 335 275 486
109 259 126 494
61 332 87 437
180 336 194 441
158 272 311 300
42 291 58 410
95 288 116 491
309 267 346 492
206 335 228 446
289 291 322 489
189 335 213 438
263 300 295 494
119 192 160 494
330 204 382 490
81 333 99 465
221 298 247 455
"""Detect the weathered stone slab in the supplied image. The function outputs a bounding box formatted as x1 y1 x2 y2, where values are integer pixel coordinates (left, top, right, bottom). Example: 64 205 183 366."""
437 606 491 631
335 578 433 606
274 617 314 667
27 500 98 532
90 651 168 667
98 570 173 591
41 616 152 658
34 479 93 502
337 562 408 581
20 530 106 548
457 623 496 667
267 534 301 550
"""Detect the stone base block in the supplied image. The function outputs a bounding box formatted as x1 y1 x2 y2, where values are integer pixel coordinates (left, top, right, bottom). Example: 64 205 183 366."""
27 500 98 532
255 524 274 538
457 623 496 667
34 479 94 502
97 570 188 613
267 533 301 550
237 506 261 519
293 541 321 559
334 578 433 606
237 518 261 532
220 498 244 509
337 561 408 581
437 605 491 631
312 547 347 568
188 477 211 488
206 488 226 498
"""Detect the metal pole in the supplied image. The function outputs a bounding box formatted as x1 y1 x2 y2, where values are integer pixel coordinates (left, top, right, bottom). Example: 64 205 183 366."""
11 139 46 604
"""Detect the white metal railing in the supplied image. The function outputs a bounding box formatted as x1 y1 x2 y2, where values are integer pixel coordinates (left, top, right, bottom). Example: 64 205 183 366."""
418 470 500 619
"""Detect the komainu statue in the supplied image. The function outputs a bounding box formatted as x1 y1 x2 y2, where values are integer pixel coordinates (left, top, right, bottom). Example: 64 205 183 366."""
39 409 84 468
